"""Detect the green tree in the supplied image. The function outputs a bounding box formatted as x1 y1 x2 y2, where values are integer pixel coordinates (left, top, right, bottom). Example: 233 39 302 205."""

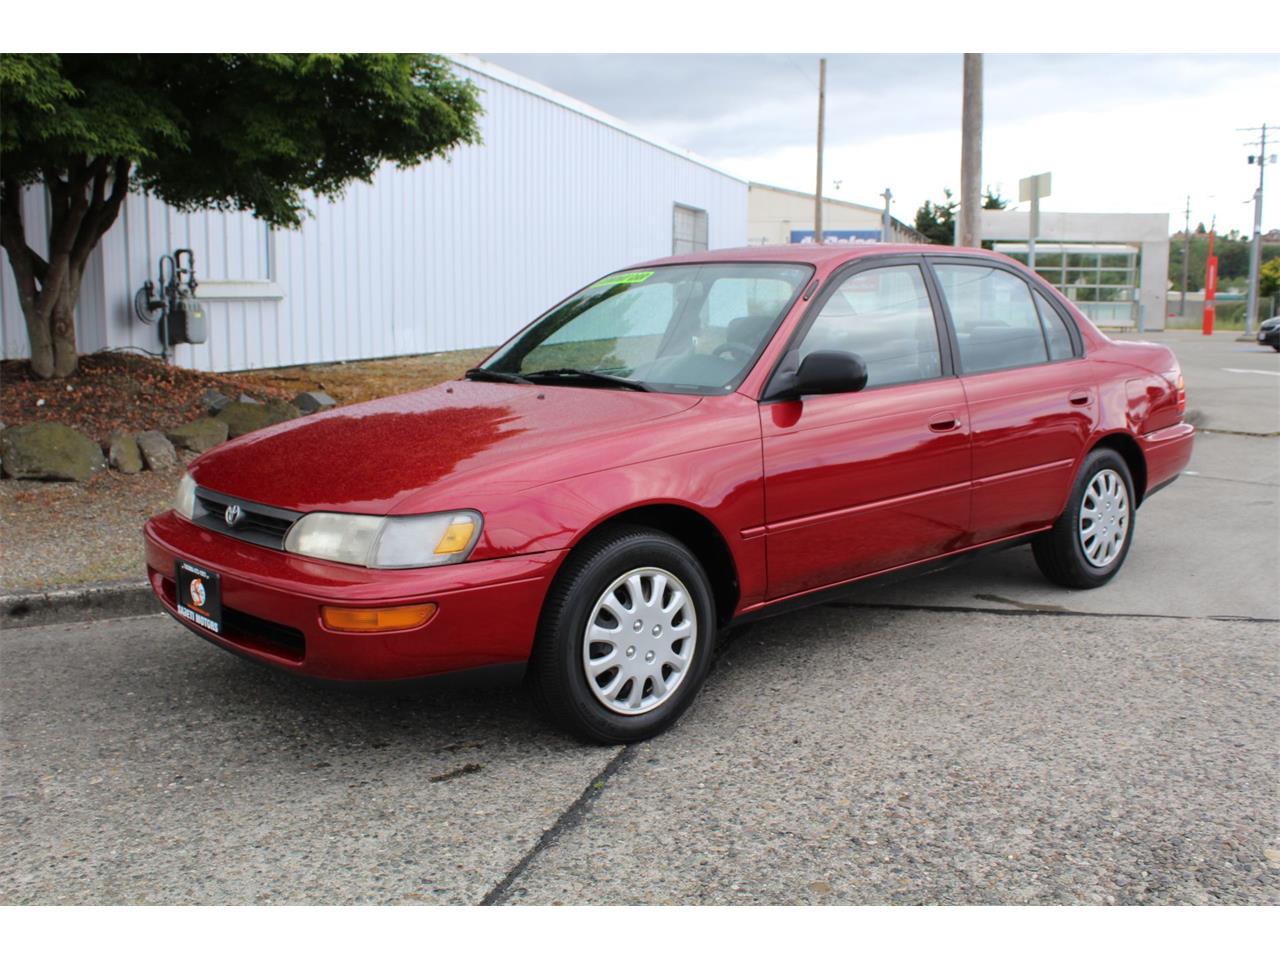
982 187 1008 210
1 54 482 378
1260 256 1280 298
914 188 957 245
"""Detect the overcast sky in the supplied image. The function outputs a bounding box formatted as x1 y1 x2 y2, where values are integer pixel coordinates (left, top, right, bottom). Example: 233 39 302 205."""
482 53 1278 236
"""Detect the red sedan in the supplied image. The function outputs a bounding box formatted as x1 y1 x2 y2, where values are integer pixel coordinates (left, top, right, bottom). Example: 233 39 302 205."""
145 244 1194 743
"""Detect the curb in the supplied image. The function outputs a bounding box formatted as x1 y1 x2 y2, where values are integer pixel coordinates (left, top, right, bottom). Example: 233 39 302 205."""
0 581 158 629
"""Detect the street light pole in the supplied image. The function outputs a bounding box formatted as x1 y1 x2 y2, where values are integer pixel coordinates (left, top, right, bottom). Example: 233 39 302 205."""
880 187 893 243
1243 123 1270 336
1179 195 1190 317
814 58 826 245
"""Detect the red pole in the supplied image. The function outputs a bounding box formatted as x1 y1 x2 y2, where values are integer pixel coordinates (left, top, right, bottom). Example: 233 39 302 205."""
1202 229 1217 336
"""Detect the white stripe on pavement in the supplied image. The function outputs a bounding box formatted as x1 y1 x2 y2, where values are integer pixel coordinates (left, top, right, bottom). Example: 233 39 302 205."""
1222 368 1280 377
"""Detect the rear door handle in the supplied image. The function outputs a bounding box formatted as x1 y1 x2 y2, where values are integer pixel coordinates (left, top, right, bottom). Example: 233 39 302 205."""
929 414 961 432
1069 390 1093 406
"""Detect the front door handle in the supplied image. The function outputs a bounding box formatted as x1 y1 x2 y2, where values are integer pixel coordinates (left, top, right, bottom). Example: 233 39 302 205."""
1069 391 1092 406
929 414 961 432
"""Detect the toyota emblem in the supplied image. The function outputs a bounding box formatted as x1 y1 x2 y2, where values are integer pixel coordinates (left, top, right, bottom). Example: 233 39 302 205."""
224 504 243 527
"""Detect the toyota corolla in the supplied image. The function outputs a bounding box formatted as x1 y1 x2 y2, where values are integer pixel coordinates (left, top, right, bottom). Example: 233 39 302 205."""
144 244 1194 743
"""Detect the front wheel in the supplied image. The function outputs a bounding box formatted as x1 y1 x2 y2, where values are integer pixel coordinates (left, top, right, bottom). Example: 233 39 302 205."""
529 525 716 744
1032 448 1136 589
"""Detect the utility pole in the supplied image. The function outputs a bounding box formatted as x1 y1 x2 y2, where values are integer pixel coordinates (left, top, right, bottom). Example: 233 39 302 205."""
880 188 893 243
814 57 826 245
1179 195 1190 316
1242 123 1273 336
957 53 983 247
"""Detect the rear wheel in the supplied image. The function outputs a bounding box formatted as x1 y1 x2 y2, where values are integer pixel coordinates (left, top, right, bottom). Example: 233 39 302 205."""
1032 448 1136 589
530 524 716 743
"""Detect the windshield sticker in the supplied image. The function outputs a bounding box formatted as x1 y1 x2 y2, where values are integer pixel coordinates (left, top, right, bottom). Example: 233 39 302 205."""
591 270 654 288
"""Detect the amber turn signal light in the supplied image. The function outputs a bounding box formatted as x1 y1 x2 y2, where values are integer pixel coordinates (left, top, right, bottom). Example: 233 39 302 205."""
321 603 437 633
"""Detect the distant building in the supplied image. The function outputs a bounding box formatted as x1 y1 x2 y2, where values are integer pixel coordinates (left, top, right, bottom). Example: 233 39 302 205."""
747 182 926 246
1 56 748 372
980 210 1170 331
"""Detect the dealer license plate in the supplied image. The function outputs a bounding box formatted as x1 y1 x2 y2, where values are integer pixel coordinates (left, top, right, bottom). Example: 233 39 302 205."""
175 560 222 634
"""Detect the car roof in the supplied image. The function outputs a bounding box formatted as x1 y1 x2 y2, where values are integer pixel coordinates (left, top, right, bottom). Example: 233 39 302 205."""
633 243 1024 270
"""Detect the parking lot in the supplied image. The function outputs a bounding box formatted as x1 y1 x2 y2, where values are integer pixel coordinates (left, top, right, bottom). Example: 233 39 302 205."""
2 330 1276 905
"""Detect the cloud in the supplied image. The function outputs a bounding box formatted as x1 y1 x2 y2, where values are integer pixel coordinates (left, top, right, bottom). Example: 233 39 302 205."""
477 53 1280 233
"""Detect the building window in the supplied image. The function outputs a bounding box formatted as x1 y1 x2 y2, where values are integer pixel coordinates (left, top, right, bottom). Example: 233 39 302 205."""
673 204 708 254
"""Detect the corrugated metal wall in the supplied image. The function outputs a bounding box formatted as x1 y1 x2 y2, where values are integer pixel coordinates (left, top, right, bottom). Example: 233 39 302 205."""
1 59 748 371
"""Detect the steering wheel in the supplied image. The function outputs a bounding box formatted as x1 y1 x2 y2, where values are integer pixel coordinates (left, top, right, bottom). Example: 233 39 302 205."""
712 341 754 363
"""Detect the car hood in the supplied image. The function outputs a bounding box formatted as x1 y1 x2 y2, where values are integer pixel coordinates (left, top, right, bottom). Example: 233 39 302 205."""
189 381 702 514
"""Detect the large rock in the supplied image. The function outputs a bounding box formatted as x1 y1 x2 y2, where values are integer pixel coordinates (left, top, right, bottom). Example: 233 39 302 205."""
166 417 229 453
293 390 337 414
215 400 300 438
106 429 143 475
0 422 107 482
135 430 178 471
199 388 231 414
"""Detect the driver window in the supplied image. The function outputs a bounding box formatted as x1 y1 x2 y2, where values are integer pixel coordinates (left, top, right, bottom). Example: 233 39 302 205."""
798 264 942 388
696 276 796 357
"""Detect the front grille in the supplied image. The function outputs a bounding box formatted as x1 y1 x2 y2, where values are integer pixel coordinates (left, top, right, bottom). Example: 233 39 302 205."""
222 607 306 660
193 486 301 550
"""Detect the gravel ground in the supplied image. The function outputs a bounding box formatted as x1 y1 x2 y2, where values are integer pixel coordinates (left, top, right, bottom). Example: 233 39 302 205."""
1 607 1275 905
0 454 194 593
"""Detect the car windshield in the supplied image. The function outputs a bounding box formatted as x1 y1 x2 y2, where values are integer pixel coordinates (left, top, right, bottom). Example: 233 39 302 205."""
480 262 813 394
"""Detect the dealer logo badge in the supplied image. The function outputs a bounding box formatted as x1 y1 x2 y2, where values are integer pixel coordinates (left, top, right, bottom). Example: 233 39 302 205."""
188 577 207 609
224 504 243 528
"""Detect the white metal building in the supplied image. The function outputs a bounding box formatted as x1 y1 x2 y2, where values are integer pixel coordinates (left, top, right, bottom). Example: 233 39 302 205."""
1 56 748 371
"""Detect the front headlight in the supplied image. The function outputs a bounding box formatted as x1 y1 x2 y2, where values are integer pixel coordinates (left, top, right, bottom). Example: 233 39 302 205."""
284 510 482 569
173 473 196 520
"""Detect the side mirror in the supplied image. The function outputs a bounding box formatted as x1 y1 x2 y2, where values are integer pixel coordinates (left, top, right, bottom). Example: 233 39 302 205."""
771 350 868 399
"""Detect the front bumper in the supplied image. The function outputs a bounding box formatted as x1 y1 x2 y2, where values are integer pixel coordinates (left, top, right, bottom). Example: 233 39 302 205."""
144 511 564 681
1258 328 1279 347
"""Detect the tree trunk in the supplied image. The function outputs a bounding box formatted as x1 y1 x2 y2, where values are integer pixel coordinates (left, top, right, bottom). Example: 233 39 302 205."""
22 298 57 380
51 269 81 378
0 159 130 380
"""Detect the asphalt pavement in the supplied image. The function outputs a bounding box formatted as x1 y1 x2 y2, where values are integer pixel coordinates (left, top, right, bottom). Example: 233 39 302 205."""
2 331 1277 905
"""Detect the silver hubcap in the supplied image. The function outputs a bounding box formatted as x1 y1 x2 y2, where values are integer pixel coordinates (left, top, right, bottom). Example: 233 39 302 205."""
582 567 697 716
1079 468 1130 568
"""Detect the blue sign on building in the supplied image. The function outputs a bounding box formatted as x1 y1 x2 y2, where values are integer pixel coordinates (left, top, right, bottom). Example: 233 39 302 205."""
790 229 882 245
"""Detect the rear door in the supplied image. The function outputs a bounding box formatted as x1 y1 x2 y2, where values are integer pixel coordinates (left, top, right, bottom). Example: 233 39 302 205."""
760 258 971 599
928 257 1097 545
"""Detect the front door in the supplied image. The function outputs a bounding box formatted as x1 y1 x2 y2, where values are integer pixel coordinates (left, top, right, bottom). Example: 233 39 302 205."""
761 261 971 600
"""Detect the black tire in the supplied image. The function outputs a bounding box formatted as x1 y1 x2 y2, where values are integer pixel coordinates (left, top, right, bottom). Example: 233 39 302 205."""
529 524 717 744
1032 447 1136 589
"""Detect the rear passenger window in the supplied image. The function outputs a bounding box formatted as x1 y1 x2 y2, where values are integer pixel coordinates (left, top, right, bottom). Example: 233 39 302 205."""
934 264 1049 374
798 265 941 389
1033 288 1076 361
